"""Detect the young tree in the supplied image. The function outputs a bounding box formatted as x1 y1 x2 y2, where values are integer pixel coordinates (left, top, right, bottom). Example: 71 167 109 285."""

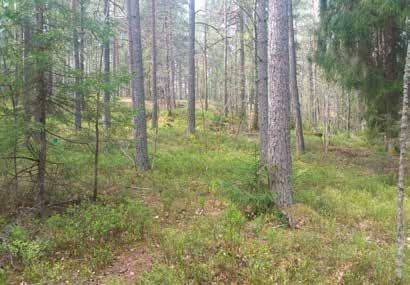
396 24 409 281
256 0 268 163
288 0 304 155
126 0 150 171
187 0 196 134
267 0 293 207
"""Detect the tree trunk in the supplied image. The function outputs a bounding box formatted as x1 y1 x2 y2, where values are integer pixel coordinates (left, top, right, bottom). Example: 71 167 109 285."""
204 0 209 111
151 0 158 129
355 89 361 131
34 1 47 217
288 0 305 155
72 0 82 130
103 0 111 128
267 0 293 207
187 0 196 134
252 0 259 130
256 0 268 164
347 91 351 137
324 86 330 153
23 13 32 124
396 28 409 281
239 8 246 119
126 0 150 171
223 0 229 116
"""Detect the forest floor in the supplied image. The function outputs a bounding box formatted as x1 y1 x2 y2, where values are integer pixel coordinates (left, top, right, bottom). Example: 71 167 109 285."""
1 103 409 284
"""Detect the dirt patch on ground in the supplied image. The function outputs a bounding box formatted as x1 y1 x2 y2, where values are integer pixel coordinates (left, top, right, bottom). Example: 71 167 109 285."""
328 146 371 158
91 243 152 285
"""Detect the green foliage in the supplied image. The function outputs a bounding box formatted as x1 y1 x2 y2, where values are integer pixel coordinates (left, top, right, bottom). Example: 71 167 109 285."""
0 226 48 266
316 0 408 135
138 264 184 285
46 199 151 256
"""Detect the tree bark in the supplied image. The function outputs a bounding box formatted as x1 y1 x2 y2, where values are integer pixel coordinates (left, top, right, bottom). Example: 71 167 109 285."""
267 0 293 207
239 8 246 119
103 0 111 128
355 89 361 131
34 1 47 217
396 26 409 281
223 0 229 116
288 0 305 155
23 12 32 124
151 0 158 129
126 0 150 171
72 0 82 130
256 0 268 164
187 0 196 133
204 0 209 111
252 0 258 130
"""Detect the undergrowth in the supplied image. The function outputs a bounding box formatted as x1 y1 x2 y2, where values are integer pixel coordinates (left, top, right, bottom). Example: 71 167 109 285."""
1 106 409 284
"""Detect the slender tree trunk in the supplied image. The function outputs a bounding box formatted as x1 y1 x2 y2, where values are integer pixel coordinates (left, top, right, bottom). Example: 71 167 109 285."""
79 0 85 106
165 14 172 116
267 0 293 207
103 0 111 128
396 29 409 281
34 1 47 217
223 0 229 116
204 0 209 111
126 0 150 171
187 0 196 133
72 0 82 130
324 86 330 153
23 14 32 124
288 0 305 155
256 0 268 164
239 8 246 119
151 0 158 128
355 89 361 131
347 91 351 137
308 38 316 126
252 0 259 130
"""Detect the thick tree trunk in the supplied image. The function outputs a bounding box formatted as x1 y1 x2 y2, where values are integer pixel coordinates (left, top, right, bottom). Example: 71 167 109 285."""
256 0 268 164
396 29 409 281
267 0 293 207
187 0 196 133
239 9 246 119
288 0 305 155
126 0 150 171
103 0 111 128
151 0 158 129
223 0 229 116
34 1 47 217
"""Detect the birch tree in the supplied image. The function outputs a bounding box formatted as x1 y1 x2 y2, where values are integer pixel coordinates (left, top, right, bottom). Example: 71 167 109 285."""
396 21 409 280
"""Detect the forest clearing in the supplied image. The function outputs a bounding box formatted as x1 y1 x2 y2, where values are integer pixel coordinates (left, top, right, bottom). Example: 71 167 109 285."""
0 0 409 284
